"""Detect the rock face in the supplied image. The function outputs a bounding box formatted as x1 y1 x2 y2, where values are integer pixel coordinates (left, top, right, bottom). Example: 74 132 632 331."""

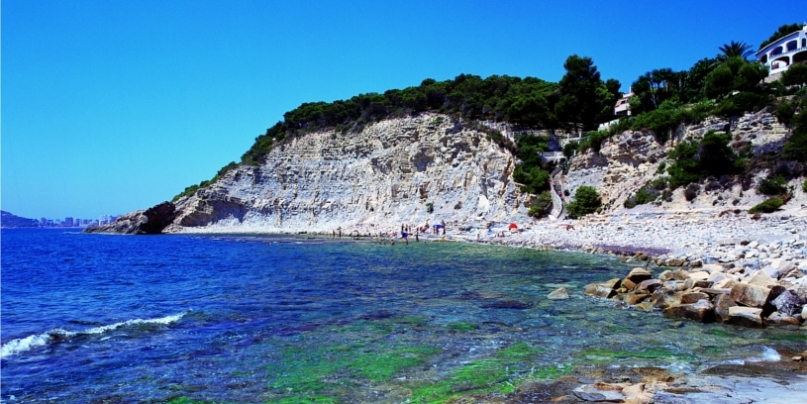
162 115 531 233
85 202 177 234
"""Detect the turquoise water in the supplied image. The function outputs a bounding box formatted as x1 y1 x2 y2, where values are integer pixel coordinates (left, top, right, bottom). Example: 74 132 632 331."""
1 229 804 403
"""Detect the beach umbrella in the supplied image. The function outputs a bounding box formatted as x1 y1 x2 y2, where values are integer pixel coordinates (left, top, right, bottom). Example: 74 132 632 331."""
509 222 518 230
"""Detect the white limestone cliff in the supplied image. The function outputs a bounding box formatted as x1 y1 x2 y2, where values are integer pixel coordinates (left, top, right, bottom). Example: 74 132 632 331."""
165 114 533 234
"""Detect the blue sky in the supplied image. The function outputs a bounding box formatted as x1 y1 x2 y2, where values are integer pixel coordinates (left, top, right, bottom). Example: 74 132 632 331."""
2 0 806 220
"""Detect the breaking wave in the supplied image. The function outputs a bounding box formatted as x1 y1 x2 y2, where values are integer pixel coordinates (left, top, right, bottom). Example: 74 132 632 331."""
1 311 188 359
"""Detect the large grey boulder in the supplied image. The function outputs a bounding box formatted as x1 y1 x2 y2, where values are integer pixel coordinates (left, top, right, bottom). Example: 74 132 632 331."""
728 306 764 327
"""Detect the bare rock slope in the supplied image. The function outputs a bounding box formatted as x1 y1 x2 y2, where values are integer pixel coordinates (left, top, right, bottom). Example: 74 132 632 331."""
163 114 531 233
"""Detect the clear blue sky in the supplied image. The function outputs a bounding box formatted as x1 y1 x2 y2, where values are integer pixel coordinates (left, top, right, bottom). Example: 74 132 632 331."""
2 0 805 220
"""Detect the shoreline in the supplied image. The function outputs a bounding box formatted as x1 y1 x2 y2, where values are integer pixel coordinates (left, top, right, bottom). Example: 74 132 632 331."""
164 205 807 263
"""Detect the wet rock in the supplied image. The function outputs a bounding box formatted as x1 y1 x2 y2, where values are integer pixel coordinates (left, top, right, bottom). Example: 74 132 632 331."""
766 312 801 326
547 287 570 300
621 278 637 291
728 306 764 327
626 268 652 284
573 384 625 402
663 299 716 323
481 300 533 309
623 292 651 305
681 291 710 304
584 279 621 299
713 293 736 323
729 283 773 308
636 279 663 293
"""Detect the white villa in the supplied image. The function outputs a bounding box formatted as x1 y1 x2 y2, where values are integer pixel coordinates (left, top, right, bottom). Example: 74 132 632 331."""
756 23 807 80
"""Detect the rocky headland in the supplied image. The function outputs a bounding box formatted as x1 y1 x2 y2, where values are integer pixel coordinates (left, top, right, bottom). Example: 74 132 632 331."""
87 112 807 329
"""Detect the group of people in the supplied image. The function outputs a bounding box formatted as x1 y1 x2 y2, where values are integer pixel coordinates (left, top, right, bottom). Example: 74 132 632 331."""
396 220 447 244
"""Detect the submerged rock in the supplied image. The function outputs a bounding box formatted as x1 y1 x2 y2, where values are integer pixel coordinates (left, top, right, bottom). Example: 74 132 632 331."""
547 287 570 300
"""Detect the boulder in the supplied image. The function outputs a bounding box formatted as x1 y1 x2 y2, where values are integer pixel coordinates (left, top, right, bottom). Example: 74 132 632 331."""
635 301 655 311
573 384 625 402
769 259 795 277
713 277 737 289
621 278 637 291
770 290 800 316
701 264 724 274
658 270 674 281
547 287 570 300
766 312 801 326
666 258 685 267
684 278 713 289
584 283 616 299
681 291 710 304
652 290 681 310
623 292 651 305
730 283 773 308
728 306 764 327
663 299 715 323
626 268 652 284
687 271 710 281
636 279 663 293
670 269 690 280
713 293 736 323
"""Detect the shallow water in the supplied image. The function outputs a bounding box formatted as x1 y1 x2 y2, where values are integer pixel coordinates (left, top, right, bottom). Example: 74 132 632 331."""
1 229 804 403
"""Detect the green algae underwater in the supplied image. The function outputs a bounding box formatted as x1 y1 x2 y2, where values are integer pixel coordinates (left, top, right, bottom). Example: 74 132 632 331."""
157 238 805 404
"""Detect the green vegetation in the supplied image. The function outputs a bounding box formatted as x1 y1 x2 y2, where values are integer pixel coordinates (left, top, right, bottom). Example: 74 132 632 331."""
757 175 788 196
512 134 552 194
409 342 564 404
172 161 238 201
748 197 784 214
527 191 553 218
580 347 695 364
566 186 602 218
666 130 742 188
803 179 807 193
446 322 477 332
624 177 671 208
782 63 807 87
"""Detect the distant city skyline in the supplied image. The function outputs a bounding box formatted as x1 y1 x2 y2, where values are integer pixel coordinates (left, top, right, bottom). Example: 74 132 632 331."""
1 210 121 228
3 0 806 219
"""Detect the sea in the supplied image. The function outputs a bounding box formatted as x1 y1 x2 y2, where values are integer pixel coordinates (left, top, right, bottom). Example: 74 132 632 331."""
1 228 804 403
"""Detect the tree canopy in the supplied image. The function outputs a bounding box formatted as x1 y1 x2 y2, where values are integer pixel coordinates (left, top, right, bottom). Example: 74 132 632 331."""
758 23 803 50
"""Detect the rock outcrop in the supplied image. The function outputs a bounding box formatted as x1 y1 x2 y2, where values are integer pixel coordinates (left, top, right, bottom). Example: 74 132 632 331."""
85 202 177 234
158 114 532 233
585 255 807 328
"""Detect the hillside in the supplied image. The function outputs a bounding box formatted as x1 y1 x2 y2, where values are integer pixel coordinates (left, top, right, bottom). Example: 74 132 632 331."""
1 211 40 228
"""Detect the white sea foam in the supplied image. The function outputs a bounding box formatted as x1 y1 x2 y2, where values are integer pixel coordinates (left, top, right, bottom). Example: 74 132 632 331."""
747 346 781 362
0 311 188 359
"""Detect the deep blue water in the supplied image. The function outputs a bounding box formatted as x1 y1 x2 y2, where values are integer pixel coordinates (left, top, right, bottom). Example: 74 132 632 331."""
2 228 803 403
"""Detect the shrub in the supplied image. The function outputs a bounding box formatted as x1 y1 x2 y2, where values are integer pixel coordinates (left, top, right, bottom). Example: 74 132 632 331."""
527 191 553 218
513 165 551 194
803 179 807 193
684 183 699 201
425 202 434 214
775 101 795 126
757 175 788 196
667 130 741 188
563 141 578 158
566 186 602 219
748 197 783 214
656 161 666 174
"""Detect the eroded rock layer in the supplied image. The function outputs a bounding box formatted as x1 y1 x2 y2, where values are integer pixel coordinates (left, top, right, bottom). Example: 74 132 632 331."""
165 114 531 233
